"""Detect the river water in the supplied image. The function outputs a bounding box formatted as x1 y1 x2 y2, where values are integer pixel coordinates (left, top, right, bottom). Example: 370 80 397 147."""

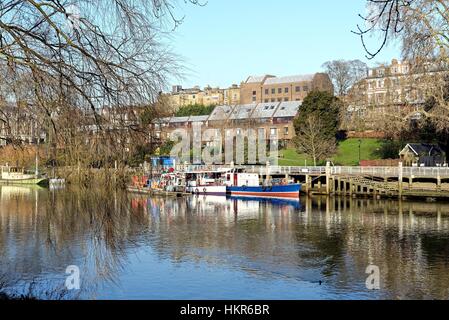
0 185 449 300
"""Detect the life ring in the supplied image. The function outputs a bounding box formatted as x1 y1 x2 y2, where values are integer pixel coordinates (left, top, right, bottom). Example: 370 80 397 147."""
195 188 200 194
203 188 207 193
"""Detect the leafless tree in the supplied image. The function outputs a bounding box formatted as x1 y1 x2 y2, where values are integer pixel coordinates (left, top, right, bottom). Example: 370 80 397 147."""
354 0 448 61
294 114 336 166
322 59 368 96
352 1 449 141
0 0 204 175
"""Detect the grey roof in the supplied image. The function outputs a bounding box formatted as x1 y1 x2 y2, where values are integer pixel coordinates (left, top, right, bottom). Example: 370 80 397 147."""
188 115 210 122
404 143 444 156
229 104 257 120
208 105 235 121
264 74 315 85
152 117 172 124
245 75 269 84
273 101 301 118
169 116 190 123
251 102 280 119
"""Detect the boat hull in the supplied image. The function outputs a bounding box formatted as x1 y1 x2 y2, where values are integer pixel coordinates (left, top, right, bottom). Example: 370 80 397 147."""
0 178 49 186
187 185 227 195
227 184 301 199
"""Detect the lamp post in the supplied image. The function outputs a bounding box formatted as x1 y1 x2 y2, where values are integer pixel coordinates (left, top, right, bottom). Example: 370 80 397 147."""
358 139 362 165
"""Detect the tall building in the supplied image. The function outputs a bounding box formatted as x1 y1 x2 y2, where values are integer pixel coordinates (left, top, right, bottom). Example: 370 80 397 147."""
240 73 334 104
345 58 446 129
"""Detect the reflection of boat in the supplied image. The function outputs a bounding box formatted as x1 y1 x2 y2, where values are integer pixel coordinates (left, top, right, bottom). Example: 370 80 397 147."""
0 165 49 186
225 172 301 199
229 195 302 210
0 185 44 200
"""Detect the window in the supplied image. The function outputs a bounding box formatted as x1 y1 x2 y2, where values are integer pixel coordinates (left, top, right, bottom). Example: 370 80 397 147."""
258 128 266 138
264 106 269 110
264 99 269 103
284 127 289 135
252 91 257 96
285 87 289 93
303 86 309 92
265 89 269 95
252 96 256 102
271 88 275 94
270 105 275 110
277 98 282 102
284 98 289 102
271 98 275 102
278 88 282 94
295 86 301 92
270 128 277 136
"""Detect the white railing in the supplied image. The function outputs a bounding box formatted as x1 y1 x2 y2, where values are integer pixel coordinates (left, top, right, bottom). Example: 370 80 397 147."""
176 165 449 178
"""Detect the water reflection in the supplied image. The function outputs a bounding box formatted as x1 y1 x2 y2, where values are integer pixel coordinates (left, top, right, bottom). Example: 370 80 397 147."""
1 185 449 299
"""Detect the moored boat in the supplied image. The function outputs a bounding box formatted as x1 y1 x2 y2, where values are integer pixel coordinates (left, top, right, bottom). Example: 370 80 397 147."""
225 171 301 199
227 184 301 199
185 169 230 195
0 165 49 186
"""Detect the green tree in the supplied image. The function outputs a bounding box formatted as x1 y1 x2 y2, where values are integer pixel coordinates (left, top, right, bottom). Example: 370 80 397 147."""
293 91 341 165
175 104 215 117
294 91 341 140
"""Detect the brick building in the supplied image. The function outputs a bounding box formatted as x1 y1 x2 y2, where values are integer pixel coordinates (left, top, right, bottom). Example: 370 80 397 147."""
240 73 334 104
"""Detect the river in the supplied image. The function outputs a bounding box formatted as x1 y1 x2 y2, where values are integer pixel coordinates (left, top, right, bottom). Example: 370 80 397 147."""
0 185 448 300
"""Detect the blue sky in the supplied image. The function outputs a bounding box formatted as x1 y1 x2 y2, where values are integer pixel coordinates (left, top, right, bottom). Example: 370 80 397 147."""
169 0 401 88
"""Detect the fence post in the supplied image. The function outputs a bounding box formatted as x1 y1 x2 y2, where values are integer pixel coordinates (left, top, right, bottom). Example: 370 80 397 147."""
326 161 331 195
398 162 403 197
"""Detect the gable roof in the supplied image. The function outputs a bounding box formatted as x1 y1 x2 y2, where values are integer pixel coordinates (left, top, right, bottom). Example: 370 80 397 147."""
251 102 280 119
401 143 444 156
229 104 257 120
272 101 302 118
208 105 235 121
245 75 274 84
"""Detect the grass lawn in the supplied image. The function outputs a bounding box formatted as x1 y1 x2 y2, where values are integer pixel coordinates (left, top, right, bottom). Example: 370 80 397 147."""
278 138 383 166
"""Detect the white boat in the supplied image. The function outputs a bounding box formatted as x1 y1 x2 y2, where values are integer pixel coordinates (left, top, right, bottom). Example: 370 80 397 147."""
185 169 231 195
0 165 48 186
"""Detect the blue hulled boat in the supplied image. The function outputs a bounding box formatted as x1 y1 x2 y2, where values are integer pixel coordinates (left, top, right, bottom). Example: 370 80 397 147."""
224 171 301 199
227 184 301 199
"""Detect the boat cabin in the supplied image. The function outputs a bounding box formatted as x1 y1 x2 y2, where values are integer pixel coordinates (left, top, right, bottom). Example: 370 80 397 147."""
225 172 260 187
185 170 230 187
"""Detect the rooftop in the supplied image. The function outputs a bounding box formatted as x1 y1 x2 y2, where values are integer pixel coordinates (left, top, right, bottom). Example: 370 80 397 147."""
229 104 257 120
251 102 280 119
264 74 315 85
272 101 302 118
208 105 235 121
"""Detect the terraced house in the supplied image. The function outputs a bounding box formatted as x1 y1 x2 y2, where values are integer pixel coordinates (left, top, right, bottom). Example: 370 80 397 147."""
150 101 302 155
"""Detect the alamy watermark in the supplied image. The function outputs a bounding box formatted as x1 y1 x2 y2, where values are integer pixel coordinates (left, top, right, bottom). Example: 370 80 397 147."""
65 265 80 290
365 264 380 290
169 123 279 165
